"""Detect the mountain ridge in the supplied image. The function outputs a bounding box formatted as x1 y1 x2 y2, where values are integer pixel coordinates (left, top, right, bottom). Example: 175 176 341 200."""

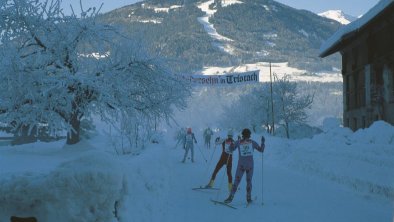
318 10 357 25
100 0 342 74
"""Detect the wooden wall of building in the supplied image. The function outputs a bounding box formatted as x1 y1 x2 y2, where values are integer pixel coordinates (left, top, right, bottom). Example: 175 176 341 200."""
340 11 394 130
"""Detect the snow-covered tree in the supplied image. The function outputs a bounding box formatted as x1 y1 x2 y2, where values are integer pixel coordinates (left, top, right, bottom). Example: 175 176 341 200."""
0 0 189 144
274 74 313 138
219 76 313 138
219 84 280 133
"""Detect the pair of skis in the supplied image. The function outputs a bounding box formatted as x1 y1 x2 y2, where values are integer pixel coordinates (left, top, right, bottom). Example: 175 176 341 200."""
192 186 220 191
210 199 238 209
192 186 238 209
192 186 257 209
210 198 256 209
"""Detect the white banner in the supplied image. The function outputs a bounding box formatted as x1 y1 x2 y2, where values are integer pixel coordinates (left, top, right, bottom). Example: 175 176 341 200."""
182 70 259 86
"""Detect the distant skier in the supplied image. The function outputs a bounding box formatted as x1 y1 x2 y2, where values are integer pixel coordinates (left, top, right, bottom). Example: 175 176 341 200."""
203 127 214 149
205 131 235 192
182 128 197 163
224 128 265 204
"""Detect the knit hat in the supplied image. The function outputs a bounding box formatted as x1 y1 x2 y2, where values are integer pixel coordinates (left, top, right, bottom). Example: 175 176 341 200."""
241 128 251 138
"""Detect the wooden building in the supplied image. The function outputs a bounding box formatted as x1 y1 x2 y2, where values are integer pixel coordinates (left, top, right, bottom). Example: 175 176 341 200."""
320 1 394 131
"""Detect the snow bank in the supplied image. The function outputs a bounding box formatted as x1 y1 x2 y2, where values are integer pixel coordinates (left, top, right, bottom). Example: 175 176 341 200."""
350 121 394 145
0 144 125 222
116 145 171 222
267 121 394 199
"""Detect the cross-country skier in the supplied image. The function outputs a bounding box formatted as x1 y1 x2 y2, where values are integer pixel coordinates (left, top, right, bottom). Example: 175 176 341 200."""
224 128 265 203
182 128 197 163
205 131 235 192
203 127 214 149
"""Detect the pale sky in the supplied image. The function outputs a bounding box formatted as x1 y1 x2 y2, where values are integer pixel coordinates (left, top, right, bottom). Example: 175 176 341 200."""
61 0 380 17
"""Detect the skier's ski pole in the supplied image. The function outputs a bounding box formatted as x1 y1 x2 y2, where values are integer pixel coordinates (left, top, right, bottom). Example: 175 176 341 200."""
215 152 232 201
196 144 208 162
202 143 217 181
261 151 264 206
261 135 265 206
208 143 217 165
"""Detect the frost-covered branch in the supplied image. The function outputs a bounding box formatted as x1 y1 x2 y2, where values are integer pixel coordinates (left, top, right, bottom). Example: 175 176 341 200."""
0 0 190 145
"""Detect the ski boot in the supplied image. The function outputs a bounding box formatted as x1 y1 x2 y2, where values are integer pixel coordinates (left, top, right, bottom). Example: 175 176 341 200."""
224 194 234 203
228 183 233 192
247 194 252 203
205 180 214 188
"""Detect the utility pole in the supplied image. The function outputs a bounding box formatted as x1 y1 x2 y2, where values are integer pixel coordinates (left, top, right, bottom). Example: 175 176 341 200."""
269 62 275 135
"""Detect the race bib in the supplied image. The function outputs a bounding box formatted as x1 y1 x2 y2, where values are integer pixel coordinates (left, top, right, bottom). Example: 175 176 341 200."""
186 134 193 143
224 141 232 154
240 141 253 156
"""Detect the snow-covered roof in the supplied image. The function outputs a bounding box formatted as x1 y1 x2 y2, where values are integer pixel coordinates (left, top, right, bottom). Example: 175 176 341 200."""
319 0 394 57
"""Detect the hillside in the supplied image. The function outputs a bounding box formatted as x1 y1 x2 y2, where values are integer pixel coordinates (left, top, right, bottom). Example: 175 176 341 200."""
99 0 342 73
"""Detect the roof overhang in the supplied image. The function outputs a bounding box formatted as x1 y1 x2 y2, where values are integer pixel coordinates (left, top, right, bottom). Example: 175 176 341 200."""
319 0 394 58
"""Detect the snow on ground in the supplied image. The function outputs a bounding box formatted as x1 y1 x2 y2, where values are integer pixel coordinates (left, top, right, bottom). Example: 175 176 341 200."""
197 62 342 82
221 0 243 7
135 19 163 24
0 119 393 222
153 5 183 13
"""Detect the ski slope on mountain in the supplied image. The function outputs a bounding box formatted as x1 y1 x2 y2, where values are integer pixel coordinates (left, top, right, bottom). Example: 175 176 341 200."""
0 120 393 222
197 0 237 55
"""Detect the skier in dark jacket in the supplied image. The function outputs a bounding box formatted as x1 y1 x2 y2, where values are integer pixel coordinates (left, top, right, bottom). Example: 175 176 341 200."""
205 131 235 191
224 128 265 203
182 128 197 163
203 127 214 149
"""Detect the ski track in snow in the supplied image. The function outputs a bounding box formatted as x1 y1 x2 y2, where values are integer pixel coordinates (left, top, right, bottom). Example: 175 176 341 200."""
0 122 393 221
161 131 393 222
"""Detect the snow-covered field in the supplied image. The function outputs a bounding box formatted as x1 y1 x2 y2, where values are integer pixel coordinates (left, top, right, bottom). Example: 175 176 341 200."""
0 119 393 222
197 62 342 82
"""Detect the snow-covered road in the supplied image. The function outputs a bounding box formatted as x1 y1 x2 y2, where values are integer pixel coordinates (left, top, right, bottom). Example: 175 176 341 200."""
0 122 393 221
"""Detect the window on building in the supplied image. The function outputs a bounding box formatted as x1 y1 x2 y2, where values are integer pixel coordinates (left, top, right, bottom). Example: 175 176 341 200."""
345 75 350 110
391 66 394 103
355 71 366 108
343 52 348 73
371 65 384 105
352 48 359 71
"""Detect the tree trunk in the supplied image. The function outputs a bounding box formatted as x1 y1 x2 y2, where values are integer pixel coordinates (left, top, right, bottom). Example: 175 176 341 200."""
67 114 80 145
285 121 290 139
